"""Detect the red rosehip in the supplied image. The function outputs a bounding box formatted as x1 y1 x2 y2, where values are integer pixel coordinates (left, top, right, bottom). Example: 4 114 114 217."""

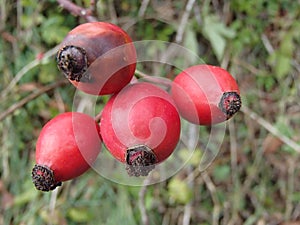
100 82 181 176
56 22 137 95
32 112 102 191
171 65 241 125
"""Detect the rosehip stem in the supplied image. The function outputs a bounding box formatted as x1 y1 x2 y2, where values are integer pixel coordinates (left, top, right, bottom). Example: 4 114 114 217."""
134 69 172 90
94 110 102 123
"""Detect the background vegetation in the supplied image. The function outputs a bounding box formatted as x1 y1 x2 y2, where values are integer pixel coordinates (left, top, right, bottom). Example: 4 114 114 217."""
1 0 300 224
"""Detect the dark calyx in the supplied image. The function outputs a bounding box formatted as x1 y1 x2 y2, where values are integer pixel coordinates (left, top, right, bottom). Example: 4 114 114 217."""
125 145 157 177
56 45 89 82
32 164 62 192
218 91 242 118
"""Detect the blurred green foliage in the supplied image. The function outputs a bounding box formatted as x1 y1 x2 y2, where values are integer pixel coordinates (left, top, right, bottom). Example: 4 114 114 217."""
1 0 300 225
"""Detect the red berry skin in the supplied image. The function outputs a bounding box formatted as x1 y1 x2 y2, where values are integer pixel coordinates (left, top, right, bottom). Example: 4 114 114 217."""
171 65 241 125
56 22 137 95
100 82 181 176
32 112 101 191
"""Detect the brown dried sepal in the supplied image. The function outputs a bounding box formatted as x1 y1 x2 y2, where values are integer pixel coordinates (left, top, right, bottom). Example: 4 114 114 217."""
56 45 90 82
32 164 62 192
125 145 157 177
218 91 242 119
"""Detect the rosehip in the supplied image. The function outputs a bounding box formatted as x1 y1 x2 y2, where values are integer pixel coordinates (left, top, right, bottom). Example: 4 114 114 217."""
171 65 241 125
56 22 137 95
100 82 181 176
32 112 102 191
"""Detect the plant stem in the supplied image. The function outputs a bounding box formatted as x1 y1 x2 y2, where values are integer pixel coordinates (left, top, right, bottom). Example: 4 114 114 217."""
0 79 68 122
241 106 300 153
57 0 98 22
135 69 172 90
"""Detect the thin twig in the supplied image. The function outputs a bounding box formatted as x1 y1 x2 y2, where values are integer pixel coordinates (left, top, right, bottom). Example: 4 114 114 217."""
201 171 221 225
57 0 98 22
49 188 59 219
175 0 196 43
138 0 151 18
159 0 196 71
261 33 300 73
89 0 97 13
291 60 300 73
228 119 243 224
232 57 261 75
285 157 296 220
0 79 68 122
94 110 102 123
182 124 197 225
139 176 152 225
241 106 300 153
182 203 192 225
261 34 275 54
135 69 172 90
108 0 118 24
0 45 60 99
240 140 264 199
193 3 202 26
228 119 239 184
54 89 66 113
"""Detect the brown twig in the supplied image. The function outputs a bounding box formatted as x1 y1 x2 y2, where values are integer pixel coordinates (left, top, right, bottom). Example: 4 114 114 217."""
138 176 152 225
158 0 197 74
138 0 151 18
241 106 300 153
89 0 97 13
183 123 198 225
57 0 98 22
135 69 172 91
175 0 196 43
94 110 102 123
108 0 118 24
228 119 241 223
0 79 68 122
201 171 221 225
0 45 60 99
285 156 297 220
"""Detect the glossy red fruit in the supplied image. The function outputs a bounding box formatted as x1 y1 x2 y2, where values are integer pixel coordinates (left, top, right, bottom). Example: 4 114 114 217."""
32 112 102 191
171 65 241 125
100 82 181 176
56 22 137 95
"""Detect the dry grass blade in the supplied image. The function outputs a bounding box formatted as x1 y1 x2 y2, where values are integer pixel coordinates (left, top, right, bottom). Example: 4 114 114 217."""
241 106 300 153
0 45 60 99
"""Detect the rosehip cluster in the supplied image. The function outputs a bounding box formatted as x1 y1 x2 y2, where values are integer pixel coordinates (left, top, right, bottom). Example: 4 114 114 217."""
32 22 241 192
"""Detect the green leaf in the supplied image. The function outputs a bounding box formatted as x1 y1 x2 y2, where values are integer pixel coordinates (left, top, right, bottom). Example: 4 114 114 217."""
275 116 293 139
280 35 294 56
274 54 291 79
168 177 193 204
104 188 137 225
40 16 70 45
292 192 300 202
212 164 231 182
257 74 276 91
39 60 58 83
14 185 38 206
67 207 94 223
40 208 64 225
202 15 236 61
268 31 294 79
179 148 202 167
